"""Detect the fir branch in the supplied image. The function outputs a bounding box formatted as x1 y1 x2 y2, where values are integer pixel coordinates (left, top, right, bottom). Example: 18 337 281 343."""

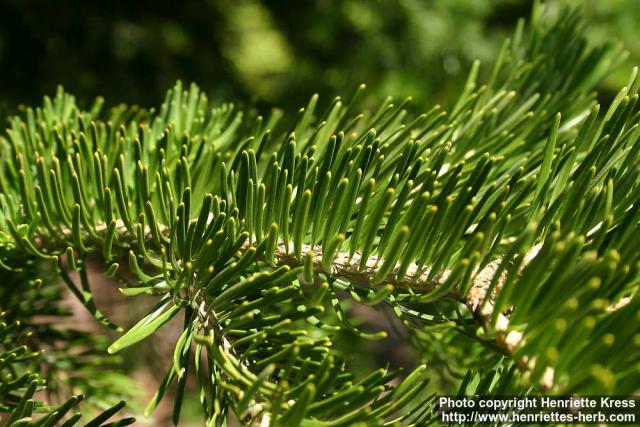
2 3 640 425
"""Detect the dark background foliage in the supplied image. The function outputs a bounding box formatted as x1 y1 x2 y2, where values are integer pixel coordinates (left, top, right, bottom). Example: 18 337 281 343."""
1 0 636 115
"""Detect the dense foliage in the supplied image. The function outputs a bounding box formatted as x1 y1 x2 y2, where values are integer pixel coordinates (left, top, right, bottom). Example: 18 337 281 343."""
1 3 639 426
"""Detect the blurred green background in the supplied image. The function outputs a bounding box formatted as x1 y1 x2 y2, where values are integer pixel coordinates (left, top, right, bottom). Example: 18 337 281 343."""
0 0 637 115
1 0 637 424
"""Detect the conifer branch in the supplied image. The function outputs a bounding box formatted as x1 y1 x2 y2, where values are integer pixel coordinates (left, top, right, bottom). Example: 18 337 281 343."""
2 4 640 425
